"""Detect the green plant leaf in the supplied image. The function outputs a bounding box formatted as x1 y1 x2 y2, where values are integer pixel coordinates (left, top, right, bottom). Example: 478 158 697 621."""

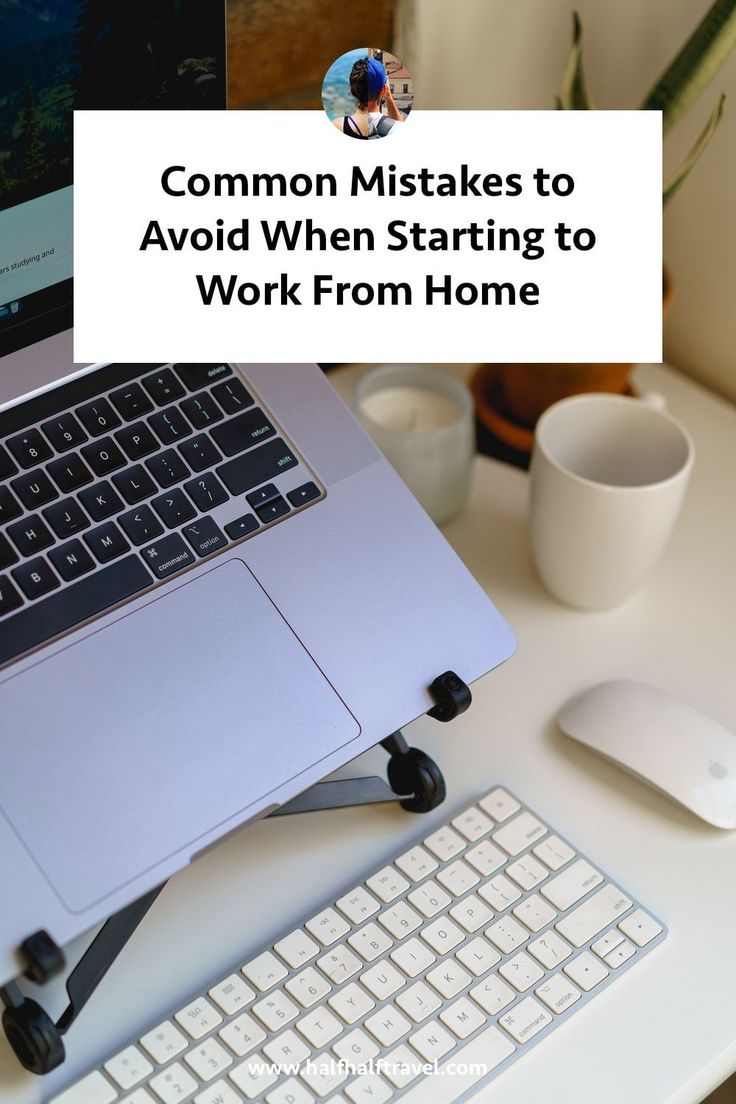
641 0 736 133
559 11 594 109
664 92 726 202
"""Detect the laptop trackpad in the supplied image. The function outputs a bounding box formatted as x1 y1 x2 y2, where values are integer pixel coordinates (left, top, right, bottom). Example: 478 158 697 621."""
0 558 360 912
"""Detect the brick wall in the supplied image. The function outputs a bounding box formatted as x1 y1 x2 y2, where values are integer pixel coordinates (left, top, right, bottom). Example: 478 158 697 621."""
227 0 394 109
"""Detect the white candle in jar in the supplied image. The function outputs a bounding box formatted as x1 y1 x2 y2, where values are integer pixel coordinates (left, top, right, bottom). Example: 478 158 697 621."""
355 366 474 525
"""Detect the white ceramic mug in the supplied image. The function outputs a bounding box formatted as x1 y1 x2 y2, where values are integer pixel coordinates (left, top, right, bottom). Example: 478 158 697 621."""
529 393 695 609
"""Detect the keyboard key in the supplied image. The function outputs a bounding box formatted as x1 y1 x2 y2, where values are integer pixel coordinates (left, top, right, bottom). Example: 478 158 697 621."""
43 498 90 539
48 452 95 492
184 1037 232 1082
85 521 130 563
41 412 87 452
455 937 500 977
79 480 125 521
7 514 54 556
439 995 486 1040
81 437 126 477
506 856 549 891
436 859 480 897
141 534 196 580
366 866 410 904
208 974 255 1016
217 438 298 495
174 363 232 390
230 1054 278 1098
527 931 573 970
104 1044 153 1090
498 951 545 992
12 556 60 599
564 951 609 991
604 938 637 968
77 398 122 436
149 1061 198 1103
378 901 423 939
241 951 288 992
513 893 557 933
120 505 164 546
464 839 506 877
333 1027 379 1065
217 1012 265 1057
0 485 22 525
113 465 158 505
50 539 96 582
211 407 275 457
212 377 253 414
479 788 521 823
395 845 438 883
492 811 547 856
225 513 259 541
274 929 320 969
336 886 380 924
0 556 152 665
364 1004 411 1046
408 1020 455 1063
49 1070 117 1104
284 965 331 1007
179 433 222 473
0 576 23 616
262 1029 310 1065
195 1082 240 1104
535 973 582 1015
147 449 190 489
591 930 624 958
423 826 466 862
618 908 663 947
499 996 552 1043
541 859 603 911
347 922 393 962
11 468 58 509
469 975 515 1016
175 997 223 1040
425 959 472 999
533 834 576 871
360 961 406 1001
110 382 153 421
306 906 351 946
389 937 436 979
149 407 192 446
256 495 289 523
477 874 521 912
485 916 528 954
381 1044 422 1089
116 421 159 460
142 367 186 406
152 488 197 528
328 982 376 1024
182 516 227 557
181 392 223 429
0 443 17 479
451 806 494 842
0 533 18 570
287 481 321 507
395 981 441 1023
420 917 465 955
449 893 493 933
316 944 362 984
296 1006 343 1048
7 428 52 469
246 483 279 508
184 472 228 512
251 990 299 1031
555 884 632 948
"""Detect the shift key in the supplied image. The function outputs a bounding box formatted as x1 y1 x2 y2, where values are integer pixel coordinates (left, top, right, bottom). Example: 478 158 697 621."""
555 884 632 948
217 438 298 495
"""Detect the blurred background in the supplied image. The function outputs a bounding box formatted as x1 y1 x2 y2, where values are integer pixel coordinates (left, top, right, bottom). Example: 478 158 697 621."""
227 0 736 407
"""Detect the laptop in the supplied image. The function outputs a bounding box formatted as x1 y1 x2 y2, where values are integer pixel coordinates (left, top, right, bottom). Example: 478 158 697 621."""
0 6 516 989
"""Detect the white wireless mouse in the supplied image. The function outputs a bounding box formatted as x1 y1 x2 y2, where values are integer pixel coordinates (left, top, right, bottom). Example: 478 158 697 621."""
559 679 736 829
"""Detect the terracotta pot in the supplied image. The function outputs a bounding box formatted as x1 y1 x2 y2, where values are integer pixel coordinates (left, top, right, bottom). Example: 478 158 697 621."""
472 266 674 457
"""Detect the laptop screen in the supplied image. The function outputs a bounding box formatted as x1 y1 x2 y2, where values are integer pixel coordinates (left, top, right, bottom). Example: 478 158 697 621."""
0 2 227 357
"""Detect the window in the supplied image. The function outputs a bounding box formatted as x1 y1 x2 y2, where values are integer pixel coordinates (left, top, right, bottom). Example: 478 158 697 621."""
403 83 409 94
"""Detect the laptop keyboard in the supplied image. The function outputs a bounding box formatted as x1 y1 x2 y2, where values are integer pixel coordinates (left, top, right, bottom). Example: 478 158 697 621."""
0 364 323 668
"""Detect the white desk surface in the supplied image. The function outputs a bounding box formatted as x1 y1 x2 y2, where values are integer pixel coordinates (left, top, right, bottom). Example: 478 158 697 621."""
2 362 735 1104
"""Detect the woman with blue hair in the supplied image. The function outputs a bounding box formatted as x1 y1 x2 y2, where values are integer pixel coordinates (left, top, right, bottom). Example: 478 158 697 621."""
333 56 403 139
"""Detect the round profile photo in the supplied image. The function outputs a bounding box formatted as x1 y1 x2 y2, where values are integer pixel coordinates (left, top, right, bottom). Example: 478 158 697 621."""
322 48 414 140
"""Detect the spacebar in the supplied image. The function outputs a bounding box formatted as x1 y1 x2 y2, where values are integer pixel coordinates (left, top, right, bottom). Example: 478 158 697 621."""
0 556 153 666
399 1025 516 1103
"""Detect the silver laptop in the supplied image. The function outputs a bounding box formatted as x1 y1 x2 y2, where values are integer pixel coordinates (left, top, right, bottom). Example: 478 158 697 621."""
0 10 515 990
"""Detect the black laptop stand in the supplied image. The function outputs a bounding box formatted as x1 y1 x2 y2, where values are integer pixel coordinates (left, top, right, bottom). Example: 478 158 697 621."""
1 671 471 1075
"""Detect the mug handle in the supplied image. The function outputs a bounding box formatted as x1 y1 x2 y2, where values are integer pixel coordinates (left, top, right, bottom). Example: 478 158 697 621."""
639 389 667 412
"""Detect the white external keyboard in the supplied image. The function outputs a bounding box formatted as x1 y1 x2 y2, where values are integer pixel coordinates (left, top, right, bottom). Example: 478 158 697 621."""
49 787 666 1104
